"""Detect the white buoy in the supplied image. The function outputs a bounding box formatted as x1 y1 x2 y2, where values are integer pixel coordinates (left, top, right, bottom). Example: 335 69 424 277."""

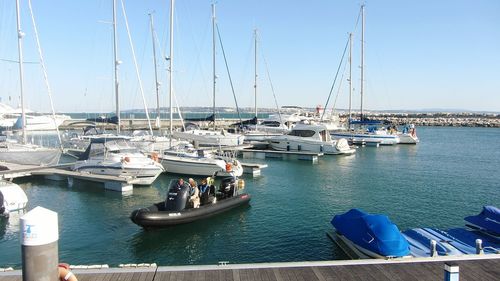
20 206 59 281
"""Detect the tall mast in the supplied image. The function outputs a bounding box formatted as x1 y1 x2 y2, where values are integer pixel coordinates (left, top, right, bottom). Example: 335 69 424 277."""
149 13 161 129
360 4 365 121
15 0 27 144
212 3 216 131
112 0 121 133
348 32 352 126
254 29 258 119
168 0 174 145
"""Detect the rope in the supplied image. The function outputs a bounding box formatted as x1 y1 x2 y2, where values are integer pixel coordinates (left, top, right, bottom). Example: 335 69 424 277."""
120 0 153 135
321 35 349 121
216 24 242 124
27 0 62 149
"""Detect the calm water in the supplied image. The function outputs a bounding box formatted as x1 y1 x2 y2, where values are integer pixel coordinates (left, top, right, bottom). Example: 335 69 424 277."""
1 126 499 268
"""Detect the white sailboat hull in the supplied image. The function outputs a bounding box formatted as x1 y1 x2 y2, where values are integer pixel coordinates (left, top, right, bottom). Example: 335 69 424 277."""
0 143 61 166
331 132 400 145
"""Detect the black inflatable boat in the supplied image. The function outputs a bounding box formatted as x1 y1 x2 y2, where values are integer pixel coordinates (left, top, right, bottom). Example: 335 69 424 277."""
130 176 250 228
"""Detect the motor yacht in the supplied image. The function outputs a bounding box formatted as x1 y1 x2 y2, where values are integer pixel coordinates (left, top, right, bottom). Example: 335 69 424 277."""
268 122 355 155
73 137 164 185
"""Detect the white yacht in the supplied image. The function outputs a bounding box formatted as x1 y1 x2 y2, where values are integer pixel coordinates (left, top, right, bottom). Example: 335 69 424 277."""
158 143 243 177
172 129 245 147
73 138 164 185
268 122 355 155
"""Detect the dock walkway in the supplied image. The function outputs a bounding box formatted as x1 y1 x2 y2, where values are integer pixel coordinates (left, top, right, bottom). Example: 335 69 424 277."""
1 255 498 281
0 162 136 192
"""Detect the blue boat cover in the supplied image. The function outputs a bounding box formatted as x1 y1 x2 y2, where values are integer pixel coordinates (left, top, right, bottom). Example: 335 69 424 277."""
331 209 410 257
464 206 500 236
446 228 499 254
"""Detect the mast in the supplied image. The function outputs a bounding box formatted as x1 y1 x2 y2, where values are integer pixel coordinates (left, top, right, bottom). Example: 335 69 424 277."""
348 32 352 126
112 0 121 133
254 29 258 119
15 0 27 144
212 3 216 131
149 13 161 129
360 4 365 121
168 0 174 145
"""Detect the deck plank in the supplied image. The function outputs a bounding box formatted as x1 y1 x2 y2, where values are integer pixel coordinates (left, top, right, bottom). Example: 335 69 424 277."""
1 257 499 281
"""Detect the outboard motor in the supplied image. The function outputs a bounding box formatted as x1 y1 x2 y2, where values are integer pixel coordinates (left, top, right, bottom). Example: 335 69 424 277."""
220 177 236 198
165 180 190 211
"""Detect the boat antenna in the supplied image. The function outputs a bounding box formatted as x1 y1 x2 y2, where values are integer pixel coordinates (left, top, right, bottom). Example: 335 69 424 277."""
28 0 63 149
15 0 27 144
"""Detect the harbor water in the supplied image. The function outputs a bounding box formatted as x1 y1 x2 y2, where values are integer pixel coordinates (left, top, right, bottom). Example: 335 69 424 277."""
0 126 499 268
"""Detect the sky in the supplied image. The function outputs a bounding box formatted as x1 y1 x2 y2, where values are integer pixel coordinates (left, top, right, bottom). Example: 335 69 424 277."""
0 0 499 113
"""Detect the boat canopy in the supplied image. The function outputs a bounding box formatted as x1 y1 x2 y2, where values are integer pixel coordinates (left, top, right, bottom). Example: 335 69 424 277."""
331 208 410 257
349 119 391 125
184 114 215 122
231 117 258 127
86 115 118 124
464 206 500 236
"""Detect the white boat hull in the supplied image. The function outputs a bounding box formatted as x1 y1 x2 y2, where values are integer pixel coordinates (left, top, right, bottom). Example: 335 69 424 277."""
173 130 245 147
268 137 355 155
74 164 163 185
397 133 419 144
160 155 226 176
331 132 400 145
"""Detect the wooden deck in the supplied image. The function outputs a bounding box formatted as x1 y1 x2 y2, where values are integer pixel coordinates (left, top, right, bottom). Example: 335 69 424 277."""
1 255 498 281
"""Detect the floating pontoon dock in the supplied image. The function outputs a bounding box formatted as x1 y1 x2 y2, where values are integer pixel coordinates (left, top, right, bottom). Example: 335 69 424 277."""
0 162 137 192
0 255 498 280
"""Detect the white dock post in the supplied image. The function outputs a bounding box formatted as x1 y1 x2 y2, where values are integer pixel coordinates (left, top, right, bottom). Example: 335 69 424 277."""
430 240 438 257
444 262 459 281
475 239 484 254
20 206 58 281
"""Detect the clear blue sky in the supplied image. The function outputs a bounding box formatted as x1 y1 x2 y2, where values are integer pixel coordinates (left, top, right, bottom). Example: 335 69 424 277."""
1 0 499 113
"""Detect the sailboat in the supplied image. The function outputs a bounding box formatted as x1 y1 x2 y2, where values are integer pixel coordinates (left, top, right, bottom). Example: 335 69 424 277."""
172 3 245 148
0 0 61 166
157 0 243 177
331 5 400 145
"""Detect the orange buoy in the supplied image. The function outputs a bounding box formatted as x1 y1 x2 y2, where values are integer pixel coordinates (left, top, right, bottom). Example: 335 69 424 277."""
58 263 78 281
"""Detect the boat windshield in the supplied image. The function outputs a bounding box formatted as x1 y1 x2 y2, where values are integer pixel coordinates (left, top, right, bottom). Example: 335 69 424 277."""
288 130 315 137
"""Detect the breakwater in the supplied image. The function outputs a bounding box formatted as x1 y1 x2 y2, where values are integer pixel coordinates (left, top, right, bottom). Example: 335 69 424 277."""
348 112 500 128
60 112 500 131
